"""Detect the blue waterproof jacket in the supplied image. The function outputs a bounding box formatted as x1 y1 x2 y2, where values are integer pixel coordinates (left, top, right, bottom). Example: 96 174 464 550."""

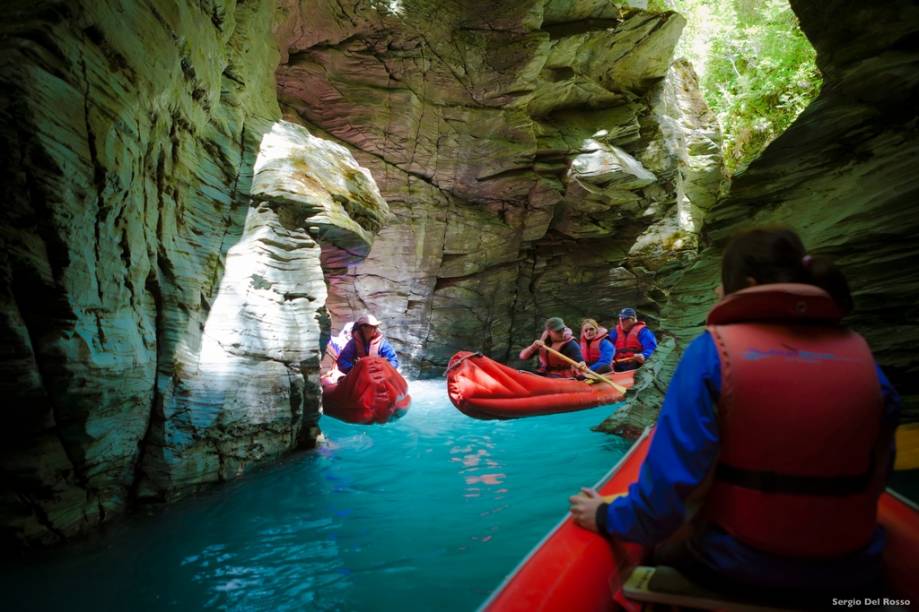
588 338 615 371
600 331 900 589
337 337 400 373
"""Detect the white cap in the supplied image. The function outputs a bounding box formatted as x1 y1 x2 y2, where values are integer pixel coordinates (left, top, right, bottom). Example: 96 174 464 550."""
355 314 381 327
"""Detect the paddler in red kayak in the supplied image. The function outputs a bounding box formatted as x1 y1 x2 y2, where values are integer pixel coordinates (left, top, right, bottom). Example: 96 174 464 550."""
519 317 585 378
569 227 900 603
609 307 658 372
577 318 615 374
337 314 400 374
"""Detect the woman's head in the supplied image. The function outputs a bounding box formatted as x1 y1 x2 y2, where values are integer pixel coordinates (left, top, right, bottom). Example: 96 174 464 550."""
721 227 853 313
580 318 599 337
354 314 381 339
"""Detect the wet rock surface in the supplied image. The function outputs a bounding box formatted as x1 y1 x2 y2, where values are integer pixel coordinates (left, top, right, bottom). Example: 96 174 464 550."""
5 0 915 548
0 2 385 545
136 120 389 500
277 0 723 376
600 0 919 433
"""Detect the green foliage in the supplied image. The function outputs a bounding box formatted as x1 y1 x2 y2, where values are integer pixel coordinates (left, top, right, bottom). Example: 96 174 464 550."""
671 0 822 175
646 0 671 12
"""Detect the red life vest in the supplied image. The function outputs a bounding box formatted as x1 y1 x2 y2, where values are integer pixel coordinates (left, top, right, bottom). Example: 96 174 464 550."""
614 321 646 360
537 328 578 377
351 332 383 359
704 283 884 558
580 327 610 365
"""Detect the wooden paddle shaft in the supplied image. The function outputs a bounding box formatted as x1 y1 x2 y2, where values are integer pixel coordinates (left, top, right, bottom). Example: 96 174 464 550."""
538 342 628 394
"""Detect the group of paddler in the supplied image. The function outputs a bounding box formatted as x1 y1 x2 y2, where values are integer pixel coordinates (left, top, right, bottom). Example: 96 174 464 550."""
322 307 656 389
519 308 658 378
322 226 906 603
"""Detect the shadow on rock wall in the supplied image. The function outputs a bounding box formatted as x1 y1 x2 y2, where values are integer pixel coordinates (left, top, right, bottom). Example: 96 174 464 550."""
0 3 386 548
601 0 919 433
276 0 723 377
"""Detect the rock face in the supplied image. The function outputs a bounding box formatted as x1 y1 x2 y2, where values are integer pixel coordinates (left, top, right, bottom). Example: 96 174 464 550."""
0 2 386 546
135 120 389 499
600 0 919 433
278 0 723 376
5 0 912 549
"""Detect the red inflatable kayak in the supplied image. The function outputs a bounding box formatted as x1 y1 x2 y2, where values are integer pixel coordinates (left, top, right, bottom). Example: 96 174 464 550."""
481 428 651 612
482 428 919 611
446 351 635 419
321 357 410 424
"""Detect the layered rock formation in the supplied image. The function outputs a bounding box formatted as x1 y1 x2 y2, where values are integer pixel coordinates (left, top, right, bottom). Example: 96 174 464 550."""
278 0 723 375
135 120 389 499
4 0 914 551
1 2 386 546
600 0 919 434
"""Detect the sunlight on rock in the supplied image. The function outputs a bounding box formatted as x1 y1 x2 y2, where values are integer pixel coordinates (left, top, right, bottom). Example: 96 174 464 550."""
139 120 390 498
569 140 658 189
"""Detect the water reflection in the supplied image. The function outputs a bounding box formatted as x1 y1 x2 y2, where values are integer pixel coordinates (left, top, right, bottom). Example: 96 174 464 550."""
3 382 629 612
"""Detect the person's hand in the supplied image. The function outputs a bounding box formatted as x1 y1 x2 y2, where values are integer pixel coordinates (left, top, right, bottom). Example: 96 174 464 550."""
568 487 603 532
633 354 645 364
577 361 588 371
533 340 545 349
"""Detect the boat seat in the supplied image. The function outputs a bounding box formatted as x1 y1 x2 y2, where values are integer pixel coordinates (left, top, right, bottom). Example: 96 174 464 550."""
622 566 801 612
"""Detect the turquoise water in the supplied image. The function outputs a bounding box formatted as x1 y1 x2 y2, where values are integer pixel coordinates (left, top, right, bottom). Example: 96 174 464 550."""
4 380 631 612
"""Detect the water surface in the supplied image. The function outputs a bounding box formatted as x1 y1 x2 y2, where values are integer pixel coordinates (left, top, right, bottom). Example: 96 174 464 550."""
5 380 630 611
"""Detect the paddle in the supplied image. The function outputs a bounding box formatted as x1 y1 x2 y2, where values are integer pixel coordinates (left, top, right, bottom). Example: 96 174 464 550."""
536 341 628 394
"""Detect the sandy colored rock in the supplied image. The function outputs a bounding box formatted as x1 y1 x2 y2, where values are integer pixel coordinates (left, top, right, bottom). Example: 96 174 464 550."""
278 1 722 376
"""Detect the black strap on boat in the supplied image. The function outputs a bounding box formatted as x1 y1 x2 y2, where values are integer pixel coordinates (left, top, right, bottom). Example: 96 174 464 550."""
716 458 874 497
444 352 483 375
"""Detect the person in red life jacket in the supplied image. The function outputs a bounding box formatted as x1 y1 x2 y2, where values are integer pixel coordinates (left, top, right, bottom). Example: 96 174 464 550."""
577 318 614 374
609 307 657 371
519 317 585 378
568 227 900 603
336 314 400 374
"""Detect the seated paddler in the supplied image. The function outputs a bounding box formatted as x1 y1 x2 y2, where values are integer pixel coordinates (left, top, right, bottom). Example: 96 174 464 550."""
609 307 657 371
519 317 584 378
336 314 399 374
578 318 614 374
568 227 900 603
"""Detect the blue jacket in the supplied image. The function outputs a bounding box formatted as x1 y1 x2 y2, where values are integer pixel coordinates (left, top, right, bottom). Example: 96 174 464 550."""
609 326 657 360
601 331 899 589
589 338 615 371
337 336 400 373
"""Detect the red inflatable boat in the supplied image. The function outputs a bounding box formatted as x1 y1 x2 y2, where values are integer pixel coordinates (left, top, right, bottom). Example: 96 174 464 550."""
446 352 635 419
481 428 651 612
321 357 410 424
481 428 919 611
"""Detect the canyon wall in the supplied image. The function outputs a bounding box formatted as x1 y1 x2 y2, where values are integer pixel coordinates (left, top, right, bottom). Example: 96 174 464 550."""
277 0 723 376
601 0 919 434
0 1 386 546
